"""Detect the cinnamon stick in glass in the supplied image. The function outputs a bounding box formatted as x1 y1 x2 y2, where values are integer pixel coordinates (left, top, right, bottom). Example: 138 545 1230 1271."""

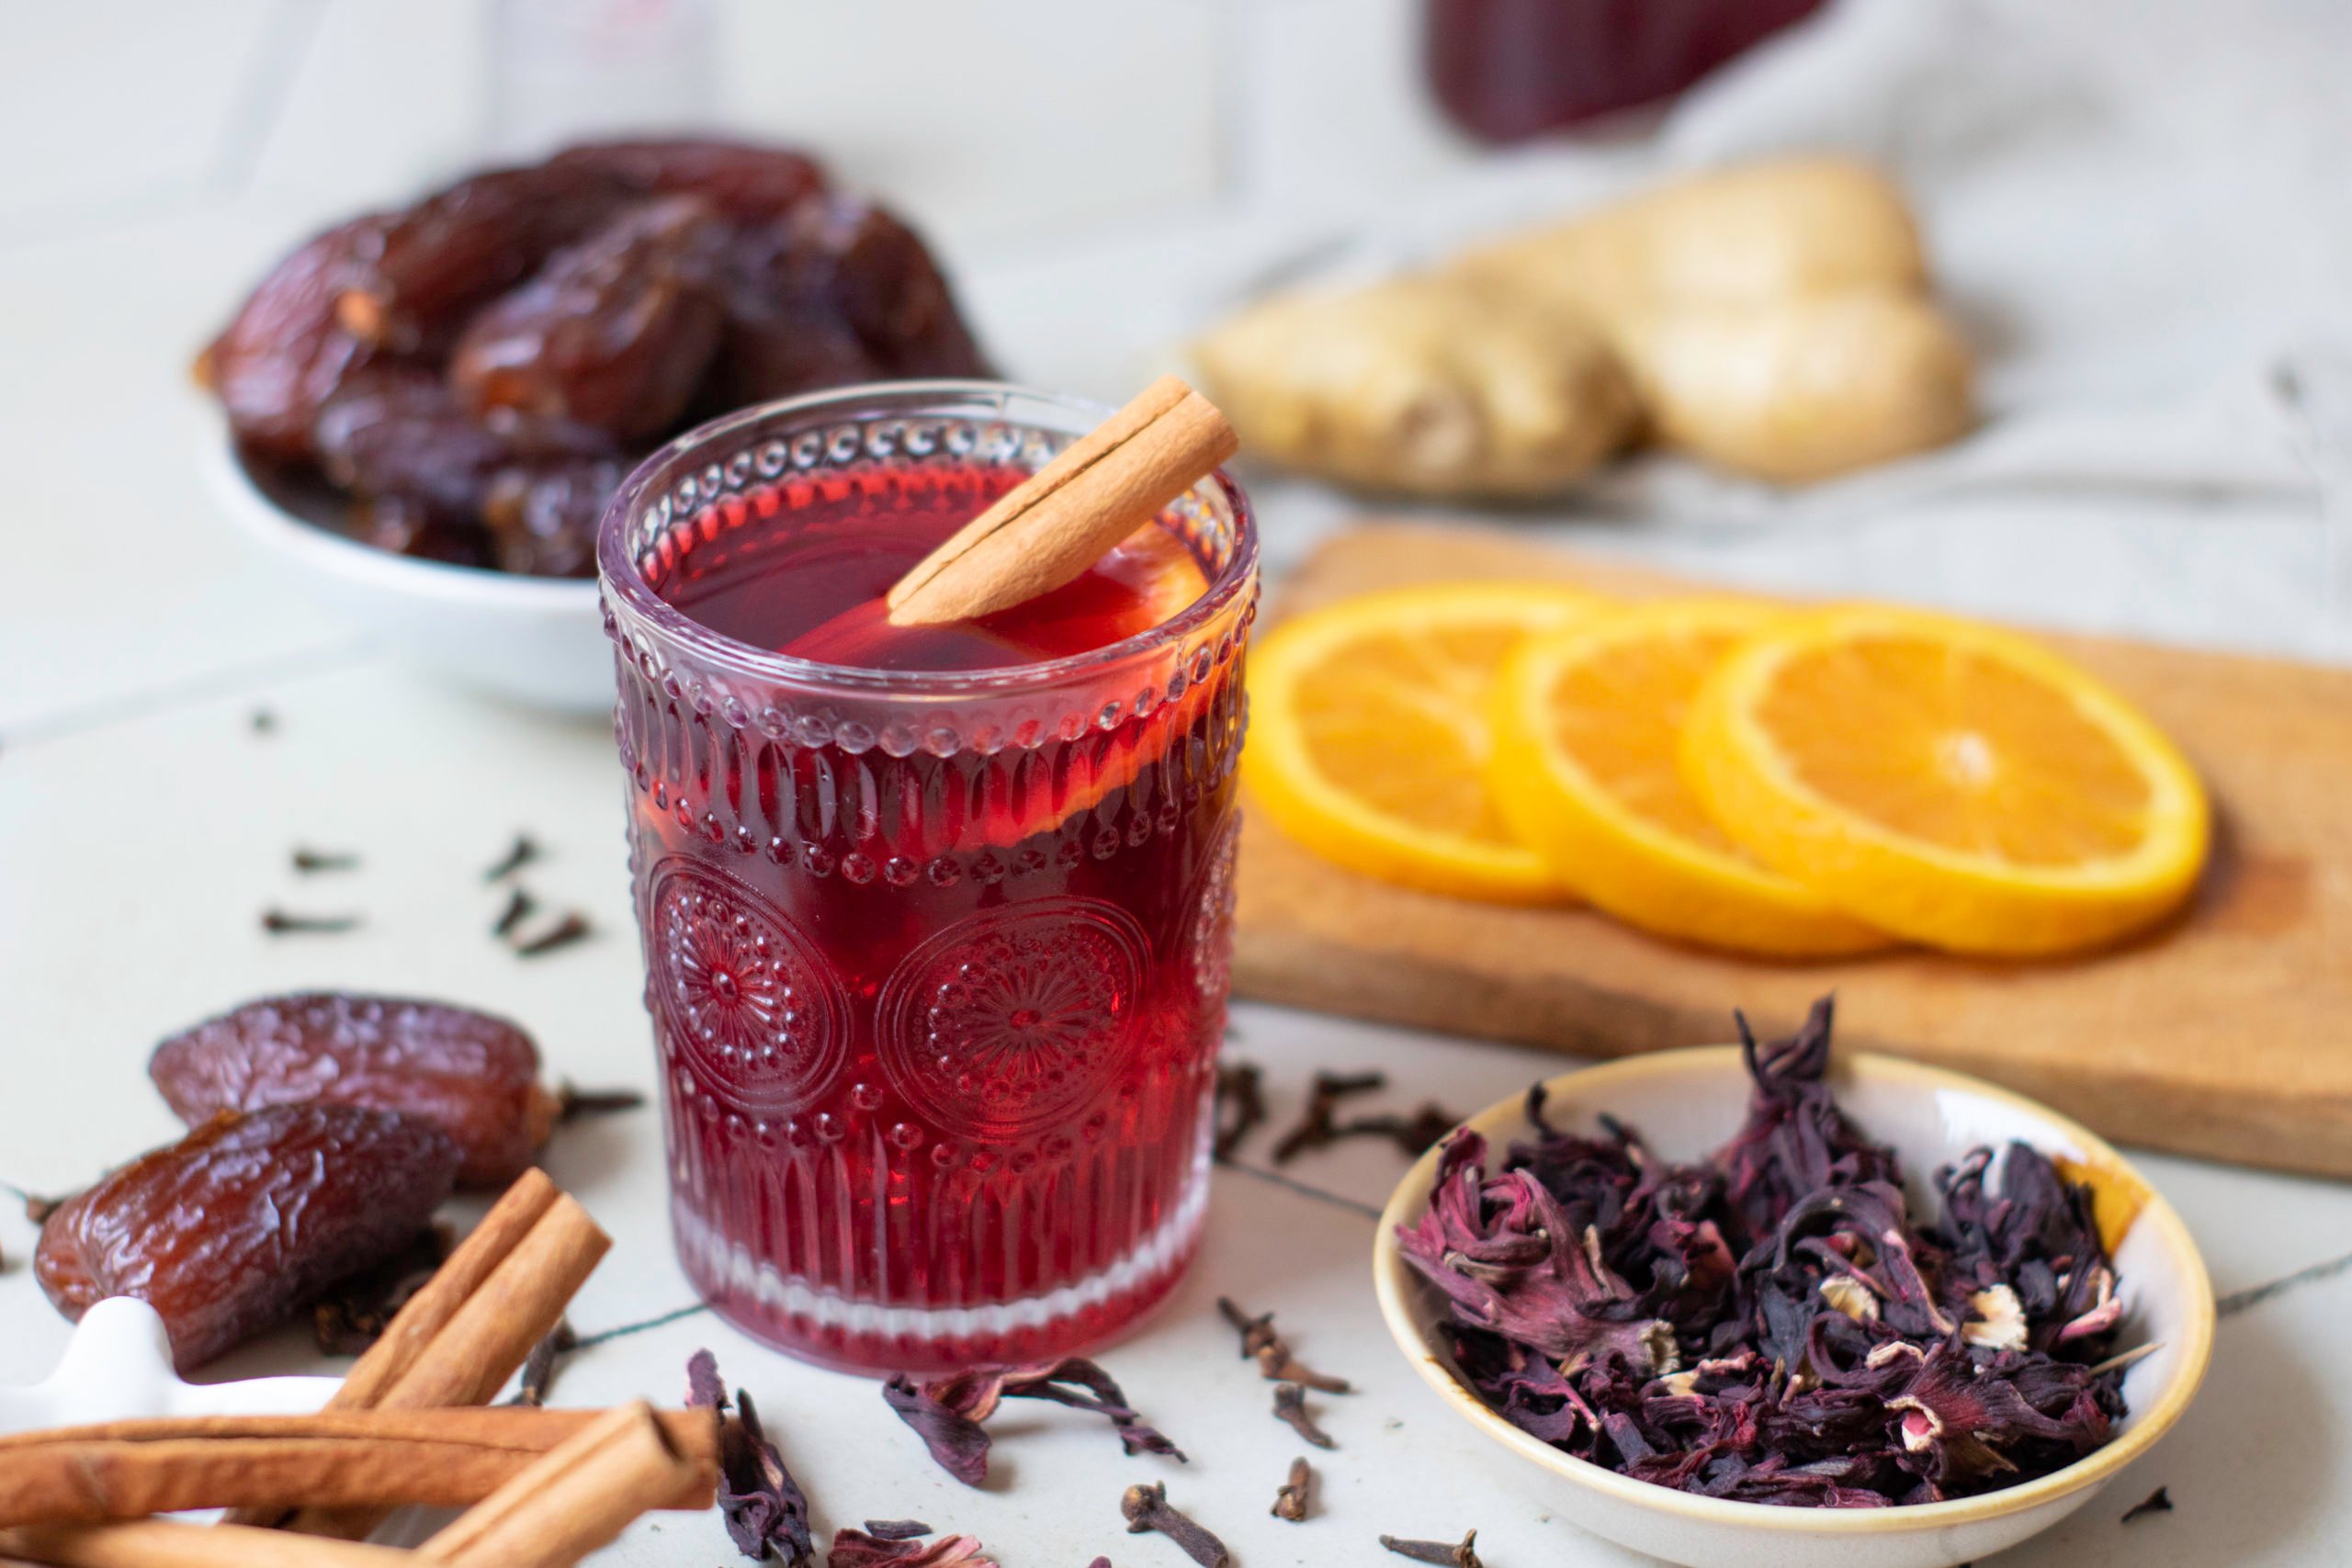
885 375 1238 626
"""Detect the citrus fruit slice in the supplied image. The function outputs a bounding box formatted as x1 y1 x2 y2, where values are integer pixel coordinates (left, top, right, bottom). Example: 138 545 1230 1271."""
1683 606 2210 956
1245 581 1610 901
1487 599 1896 956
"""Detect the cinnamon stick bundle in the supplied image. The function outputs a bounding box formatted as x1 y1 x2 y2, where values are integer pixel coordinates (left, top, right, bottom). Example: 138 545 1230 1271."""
0 1407 714 1528
885 375 1238 626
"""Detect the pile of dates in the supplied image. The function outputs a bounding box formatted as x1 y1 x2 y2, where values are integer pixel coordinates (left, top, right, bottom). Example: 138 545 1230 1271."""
33 994 628 1369
198 139 990 577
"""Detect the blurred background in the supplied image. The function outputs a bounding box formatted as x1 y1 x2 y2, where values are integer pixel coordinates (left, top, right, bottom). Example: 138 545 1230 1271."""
6 0 2352 732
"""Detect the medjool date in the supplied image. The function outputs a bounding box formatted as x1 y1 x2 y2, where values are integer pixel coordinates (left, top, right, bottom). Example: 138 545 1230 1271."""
150 993 556 1188
481 455 628 579
198 218 379 459
34 1105 458 1370
338 164 633 354
551 138 827 220
451 197 728 440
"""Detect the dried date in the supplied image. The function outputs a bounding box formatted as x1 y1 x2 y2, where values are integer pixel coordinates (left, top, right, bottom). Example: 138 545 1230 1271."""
481 455 628 578
451 196 728 440
550 138 827 220
34 1105 458 1371
339 164 633 354
198 218 379 459
150 993 557 1188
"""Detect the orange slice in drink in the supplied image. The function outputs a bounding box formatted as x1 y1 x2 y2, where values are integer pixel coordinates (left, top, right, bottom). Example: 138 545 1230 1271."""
1487 599 1894 957
1683 605 2210 955
1245 581 1609 902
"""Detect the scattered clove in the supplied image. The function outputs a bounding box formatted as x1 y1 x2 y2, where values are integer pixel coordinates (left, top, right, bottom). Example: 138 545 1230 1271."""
484 833 541 882
2122 1486 2174 1523
1122 1483 1228 1568
1216 1296 1351 1393
1272 1382 1336 1450
1272 1070 1386 1164
886 1358 1184 1485
1271 1456 1313 1522
291 846 361 873
1212 1060 1266 1160
261 908 361 935
311 1224 450 1354
505 1318 577 1405
689 1349 816 1565
1380 1529 1482 1567
492 886 537 938
863 1521 933 1541
1330 1100 1461 1160
514 910 594 957
250 706 277 735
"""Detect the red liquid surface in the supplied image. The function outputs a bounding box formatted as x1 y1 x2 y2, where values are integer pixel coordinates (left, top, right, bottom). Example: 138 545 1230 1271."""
620 462 1243 1372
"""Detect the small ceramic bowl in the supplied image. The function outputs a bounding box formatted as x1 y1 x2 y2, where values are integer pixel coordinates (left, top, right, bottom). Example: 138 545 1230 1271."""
1373 1048 2213 1568
202 435 614 715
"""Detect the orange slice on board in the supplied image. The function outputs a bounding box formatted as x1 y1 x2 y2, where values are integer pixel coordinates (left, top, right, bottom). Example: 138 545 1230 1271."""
1683 605 2210 956
1245 581 1610 902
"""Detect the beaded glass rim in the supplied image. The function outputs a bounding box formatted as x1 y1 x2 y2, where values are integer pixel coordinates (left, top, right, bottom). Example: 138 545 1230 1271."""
596 379 1258 700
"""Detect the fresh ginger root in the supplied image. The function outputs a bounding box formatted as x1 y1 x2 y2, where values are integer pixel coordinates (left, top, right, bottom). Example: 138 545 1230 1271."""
1192 272 1640 498
1195 155 1973 491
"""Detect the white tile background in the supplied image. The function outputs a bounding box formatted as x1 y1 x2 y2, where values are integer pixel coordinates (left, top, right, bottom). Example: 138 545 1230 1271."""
2 1 2349 1563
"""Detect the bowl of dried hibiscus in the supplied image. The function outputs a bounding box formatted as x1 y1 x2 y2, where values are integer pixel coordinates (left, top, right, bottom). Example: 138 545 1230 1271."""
1372 998 2212 1568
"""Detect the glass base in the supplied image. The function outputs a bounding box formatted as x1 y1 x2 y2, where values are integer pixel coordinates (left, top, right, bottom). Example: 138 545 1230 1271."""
671 1178 1209 1375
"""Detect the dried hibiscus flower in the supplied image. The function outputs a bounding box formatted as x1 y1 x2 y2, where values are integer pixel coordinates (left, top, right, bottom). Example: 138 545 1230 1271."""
688 1349 815 1564
883 1358 1184 1486
1398 998 2132 1507
826 1524 998 1566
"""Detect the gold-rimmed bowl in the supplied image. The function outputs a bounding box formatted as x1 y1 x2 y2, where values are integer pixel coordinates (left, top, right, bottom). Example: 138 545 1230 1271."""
1372 1047 2213 1568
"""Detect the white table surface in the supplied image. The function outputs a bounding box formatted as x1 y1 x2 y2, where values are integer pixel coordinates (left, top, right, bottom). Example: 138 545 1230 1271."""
3 3 2349 1564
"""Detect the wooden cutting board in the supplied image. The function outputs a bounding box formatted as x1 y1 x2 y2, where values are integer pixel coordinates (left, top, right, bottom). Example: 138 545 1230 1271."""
1231 523 2352 1179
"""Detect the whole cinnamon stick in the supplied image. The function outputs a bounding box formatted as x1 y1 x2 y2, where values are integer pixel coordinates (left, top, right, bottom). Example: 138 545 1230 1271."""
280 1192 611 1540
885 375 1238 626
331 1168 560 1412
421 1402 702 1568
0 1518 408 1568
0 1407 715 1528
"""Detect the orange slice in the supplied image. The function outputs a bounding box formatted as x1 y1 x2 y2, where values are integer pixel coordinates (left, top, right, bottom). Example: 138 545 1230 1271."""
1683 605 2210 955
1245 581 1610 901
1487 599 1894 956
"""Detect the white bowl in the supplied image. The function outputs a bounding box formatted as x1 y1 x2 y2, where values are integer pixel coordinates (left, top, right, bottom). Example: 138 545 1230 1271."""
202 435 615 715
1373 1047 2213 1568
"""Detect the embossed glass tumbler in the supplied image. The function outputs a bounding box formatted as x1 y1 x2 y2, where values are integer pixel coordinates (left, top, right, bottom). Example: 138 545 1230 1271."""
598 384 1256 1374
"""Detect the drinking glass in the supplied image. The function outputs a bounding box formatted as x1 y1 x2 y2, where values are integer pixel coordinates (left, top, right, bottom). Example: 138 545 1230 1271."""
597 383 1256 1373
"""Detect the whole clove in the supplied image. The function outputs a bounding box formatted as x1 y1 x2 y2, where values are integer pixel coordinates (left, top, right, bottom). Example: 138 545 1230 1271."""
1272 1382 1336 1450
261 908 361 935
1332 1100 1461 1160
506 1317 577 1405
484 833 541 882
1216 1296 1351 1393
1272 1456 1314 1522
492 886 537 937
1122 1483 1228 1568
1380 1529 1482 1567
885 1358 1183 1485
1272 1070 1386 1164
1213 1060 1266 1160
688 1348 815 1565
2122 1486 2174 1523
863 1520 933 1540
291 846 362 873
311 1224 450 1354
250 706 277 735
514 910 594 956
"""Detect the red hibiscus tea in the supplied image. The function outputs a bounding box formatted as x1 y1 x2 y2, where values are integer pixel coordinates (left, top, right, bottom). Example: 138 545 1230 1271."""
599 386 1255 1373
